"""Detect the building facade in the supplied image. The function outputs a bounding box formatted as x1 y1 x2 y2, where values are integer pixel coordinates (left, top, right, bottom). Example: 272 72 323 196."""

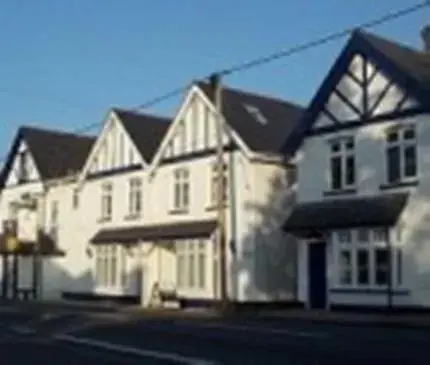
283 28 430 310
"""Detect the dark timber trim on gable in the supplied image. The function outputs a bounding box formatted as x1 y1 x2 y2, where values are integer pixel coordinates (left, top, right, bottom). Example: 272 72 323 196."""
86 163 143 180
282 30 430 156
307 106 429 137
160 143 238 165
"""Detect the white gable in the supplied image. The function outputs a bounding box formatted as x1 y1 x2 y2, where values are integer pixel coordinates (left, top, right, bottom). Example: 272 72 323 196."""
4 140 41 187
149 85 251 174
78 111 146 183
312 54 419 131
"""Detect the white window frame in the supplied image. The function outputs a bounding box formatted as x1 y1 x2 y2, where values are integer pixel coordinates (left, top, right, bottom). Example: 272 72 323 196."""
176 239 207 291
172 168 189 211
385 124 417 184
94 244 127 289
128 177 142 217
101 182 113 221
333 228 404 290
328 136 356 191
209 161 228 206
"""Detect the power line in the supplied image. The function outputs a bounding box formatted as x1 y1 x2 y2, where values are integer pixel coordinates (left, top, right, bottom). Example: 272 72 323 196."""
0 1 428 164
219 0 430 76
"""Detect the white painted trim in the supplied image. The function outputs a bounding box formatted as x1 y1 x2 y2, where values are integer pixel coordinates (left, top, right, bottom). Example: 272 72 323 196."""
77 110 147 187
148 84 252 177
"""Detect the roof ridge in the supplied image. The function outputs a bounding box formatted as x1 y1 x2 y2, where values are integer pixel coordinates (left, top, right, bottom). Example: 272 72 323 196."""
356 28 426 56
20 125 95 140
112 107 171 122
196 80 303 110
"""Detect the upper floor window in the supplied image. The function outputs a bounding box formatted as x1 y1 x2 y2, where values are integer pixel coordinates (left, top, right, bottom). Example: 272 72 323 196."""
210 161 228 206
17 151 29 183
386 125 417 184
100 182 113 221
128 177 142 218
329 137 355 191
173 167 189 211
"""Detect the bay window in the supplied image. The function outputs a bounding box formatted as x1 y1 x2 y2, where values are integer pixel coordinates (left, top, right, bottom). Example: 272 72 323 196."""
334 228 403 289
94 244 127 289
176 239 207 291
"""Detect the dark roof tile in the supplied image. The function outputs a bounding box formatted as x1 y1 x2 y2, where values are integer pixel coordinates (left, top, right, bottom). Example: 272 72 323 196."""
113 108 171 162
197 81 304 154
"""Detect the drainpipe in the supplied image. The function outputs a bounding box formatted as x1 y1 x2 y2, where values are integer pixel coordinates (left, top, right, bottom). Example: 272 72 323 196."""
228 144 237 302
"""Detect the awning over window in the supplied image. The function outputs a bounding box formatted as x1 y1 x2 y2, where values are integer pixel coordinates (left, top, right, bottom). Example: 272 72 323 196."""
283 192 409 233
90 219 218 244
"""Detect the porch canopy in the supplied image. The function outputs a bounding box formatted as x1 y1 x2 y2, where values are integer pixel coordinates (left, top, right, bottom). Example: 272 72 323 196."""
0 232 65 257
90 219 218 244
282 192 409 235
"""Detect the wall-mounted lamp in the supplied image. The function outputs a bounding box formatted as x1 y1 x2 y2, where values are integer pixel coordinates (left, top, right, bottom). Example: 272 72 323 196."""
85 247 93 258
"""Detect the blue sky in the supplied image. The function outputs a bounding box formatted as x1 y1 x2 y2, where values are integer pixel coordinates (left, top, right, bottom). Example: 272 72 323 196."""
0 0 428 159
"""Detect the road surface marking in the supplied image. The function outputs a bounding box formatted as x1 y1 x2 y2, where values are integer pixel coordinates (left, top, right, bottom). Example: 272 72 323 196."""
54 334 219 365
10 326 36 334
170 320 329 338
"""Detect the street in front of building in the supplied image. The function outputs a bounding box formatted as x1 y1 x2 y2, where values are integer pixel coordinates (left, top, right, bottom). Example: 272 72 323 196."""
0 305 429 364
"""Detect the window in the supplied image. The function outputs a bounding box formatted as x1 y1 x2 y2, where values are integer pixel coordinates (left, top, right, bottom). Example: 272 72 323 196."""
210 161 228 205
100 183 113 221
50 200 59 240
176 239 207 290
128 178 142 217
119 133 124 165
178 121 186 153
329 137 355 190
197 240 206 289
72 189 79 209
17 151 29 183
386 125 417 184
203 107 210 148
172 168 189 211
334 228 403 289
94 245 125 288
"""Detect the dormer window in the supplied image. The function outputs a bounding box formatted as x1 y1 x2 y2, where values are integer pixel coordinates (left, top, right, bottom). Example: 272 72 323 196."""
328 136 355 191
385 125 417 184
17 151 29 184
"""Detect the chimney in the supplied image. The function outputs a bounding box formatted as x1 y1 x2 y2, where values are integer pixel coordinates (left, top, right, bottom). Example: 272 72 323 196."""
421 25 430 52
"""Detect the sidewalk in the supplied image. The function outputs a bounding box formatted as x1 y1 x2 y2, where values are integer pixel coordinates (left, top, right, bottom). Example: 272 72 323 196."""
257 309 430 330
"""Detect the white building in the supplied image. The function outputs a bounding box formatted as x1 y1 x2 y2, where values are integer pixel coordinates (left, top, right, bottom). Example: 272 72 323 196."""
0 126 95 299
283 28 430 310
0 81 303 308
137 80 302 308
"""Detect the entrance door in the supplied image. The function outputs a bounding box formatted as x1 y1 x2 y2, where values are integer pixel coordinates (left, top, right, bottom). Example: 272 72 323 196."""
307 241 327 309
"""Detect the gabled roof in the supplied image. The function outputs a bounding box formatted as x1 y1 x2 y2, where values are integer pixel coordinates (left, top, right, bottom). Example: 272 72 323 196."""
360 30 430 89
113 108 171 162
196 81 304 155
282 29 430 156
0 126 95 188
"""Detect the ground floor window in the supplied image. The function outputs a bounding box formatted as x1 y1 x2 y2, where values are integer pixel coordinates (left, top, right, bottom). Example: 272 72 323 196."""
94 244 128 288
176 239 207 290
333 227 403 289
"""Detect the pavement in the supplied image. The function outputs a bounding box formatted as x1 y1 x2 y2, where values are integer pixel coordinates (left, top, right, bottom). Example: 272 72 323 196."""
1 302 430 364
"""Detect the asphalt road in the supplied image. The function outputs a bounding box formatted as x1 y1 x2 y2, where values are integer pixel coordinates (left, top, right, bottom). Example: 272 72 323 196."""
0 306 429 364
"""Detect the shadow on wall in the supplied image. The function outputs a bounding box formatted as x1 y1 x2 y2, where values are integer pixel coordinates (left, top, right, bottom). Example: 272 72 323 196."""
232 172 298 304
42 258 95 300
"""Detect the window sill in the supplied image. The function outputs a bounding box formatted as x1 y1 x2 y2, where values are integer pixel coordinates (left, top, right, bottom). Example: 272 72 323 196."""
205 203 228 211
97 217 112 224
124 214 141 221
169 208 189 215
379 180 418 191
329 287 409 295
323 188 357 197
